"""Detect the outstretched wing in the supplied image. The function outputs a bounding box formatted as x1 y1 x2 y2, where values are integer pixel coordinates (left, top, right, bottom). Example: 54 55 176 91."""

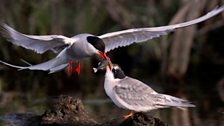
99 6 224 52
0 24 73 54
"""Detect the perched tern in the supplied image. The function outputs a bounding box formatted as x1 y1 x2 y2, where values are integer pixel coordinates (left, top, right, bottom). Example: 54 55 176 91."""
100 62 195 113
0 6 224 75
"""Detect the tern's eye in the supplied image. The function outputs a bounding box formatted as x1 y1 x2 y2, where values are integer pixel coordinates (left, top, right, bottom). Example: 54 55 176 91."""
112 68 116 74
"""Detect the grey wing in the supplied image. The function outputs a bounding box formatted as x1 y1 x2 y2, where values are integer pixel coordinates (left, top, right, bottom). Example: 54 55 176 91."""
0 24 73 54
113 77 157 107
113 77 195 109
99 6 224 52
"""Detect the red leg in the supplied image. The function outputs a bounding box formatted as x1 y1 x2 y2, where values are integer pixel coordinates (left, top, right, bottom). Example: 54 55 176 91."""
68 59 73 76
75 60 81 75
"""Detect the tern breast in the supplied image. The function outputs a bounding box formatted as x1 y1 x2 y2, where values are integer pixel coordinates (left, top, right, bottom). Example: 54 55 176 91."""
104 69 128 109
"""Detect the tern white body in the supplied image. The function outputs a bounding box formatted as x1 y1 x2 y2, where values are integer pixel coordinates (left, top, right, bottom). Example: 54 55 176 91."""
104 66 126 109
104 65 195 112
68 34 100 59
104 66 159 111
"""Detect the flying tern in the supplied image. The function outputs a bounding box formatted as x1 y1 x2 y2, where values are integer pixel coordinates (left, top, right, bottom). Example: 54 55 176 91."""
0 6 224 75
0 26 107 75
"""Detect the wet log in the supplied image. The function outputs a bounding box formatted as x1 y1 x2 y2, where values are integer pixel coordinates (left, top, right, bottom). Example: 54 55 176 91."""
1 95 168 126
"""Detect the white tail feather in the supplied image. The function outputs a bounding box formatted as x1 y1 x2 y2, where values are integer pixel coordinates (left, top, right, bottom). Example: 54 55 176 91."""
20 59 32 66
0 57 68 73
0 60 27 69
157 94 195 109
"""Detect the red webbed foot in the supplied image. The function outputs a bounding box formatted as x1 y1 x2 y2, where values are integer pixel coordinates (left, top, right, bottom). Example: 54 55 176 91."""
75 60 81 75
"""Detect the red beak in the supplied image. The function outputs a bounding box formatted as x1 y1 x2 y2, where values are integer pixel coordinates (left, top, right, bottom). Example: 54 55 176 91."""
99 51 107 60
98 51 112 70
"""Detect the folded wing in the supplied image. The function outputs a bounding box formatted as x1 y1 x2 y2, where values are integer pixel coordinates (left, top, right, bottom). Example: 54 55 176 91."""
113 77 157 107
114 77 195 111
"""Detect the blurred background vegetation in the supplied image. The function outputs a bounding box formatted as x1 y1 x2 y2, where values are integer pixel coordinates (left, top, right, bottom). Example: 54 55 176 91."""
0 0 224 126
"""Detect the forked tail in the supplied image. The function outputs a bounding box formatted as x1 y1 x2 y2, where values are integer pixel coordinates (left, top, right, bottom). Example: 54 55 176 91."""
0 57 68 73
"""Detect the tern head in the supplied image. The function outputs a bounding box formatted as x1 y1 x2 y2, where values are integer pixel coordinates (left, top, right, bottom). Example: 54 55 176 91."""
111 64 126 79
87 36 107 59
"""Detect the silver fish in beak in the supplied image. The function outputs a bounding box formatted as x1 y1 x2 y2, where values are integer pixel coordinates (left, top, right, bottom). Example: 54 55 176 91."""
93 60 108 73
